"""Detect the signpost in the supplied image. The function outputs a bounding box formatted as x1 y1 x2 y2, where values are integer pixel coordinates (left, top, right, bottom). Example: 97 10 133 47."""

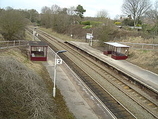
56 59 63 64
86 33 93 46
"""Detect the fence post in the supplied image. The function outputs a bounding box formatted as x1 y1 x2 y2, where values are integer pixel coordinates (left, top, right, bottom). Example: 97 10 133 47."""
7 41 9 48
142 44 144 49
14 40 15 46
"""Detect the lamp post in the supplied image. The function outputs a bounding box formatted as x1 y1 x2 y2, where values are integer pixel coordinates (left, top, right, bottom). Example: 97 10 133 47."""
53 50 67 97
33 27 36 41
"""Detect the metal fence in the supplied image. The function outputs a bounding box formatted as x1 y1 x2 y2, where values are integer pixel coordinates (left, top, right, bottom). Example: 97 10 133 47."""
0 40 28 49
120 42 158 51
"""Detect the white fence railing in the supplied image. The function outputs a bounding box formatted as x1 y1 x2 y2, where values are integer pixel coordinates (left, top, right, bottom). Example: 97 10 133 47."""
0 40 28 49
120 42 158 51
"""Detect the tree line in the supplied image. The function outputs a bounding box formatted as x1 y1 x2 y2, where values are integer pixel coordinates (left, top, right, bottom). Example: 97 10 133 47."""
40 4 86 33
0 0 158 41
0 5 86 40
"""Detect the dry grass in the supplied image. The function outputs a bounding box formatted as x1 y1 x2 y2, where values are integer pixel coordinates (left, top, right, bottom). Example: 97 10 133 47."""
0 56 54 119
127 49 158 74
121 36 158 44
120 36 158 74
39 27 83 42
0 47 46 75
0 48 75 119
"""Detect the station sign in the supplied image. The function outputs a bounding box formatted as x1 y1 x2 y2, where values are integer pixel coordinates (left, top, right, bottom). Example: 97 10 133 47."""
86 33 93 40
56 59 63 64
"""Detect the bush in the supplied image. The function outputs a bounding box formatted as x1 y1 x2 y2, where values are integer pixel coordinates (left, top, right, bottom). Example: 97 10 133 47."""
122 18 134 26
115 22 122 25
81 21 90 25
90 21 102 27
81 21 102 27
136 24 141 27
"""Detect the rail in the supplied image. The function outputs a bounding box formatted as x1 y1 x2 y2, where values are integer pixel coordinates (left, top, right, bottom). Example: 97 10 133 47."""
0 40 28 49
120 42 158 51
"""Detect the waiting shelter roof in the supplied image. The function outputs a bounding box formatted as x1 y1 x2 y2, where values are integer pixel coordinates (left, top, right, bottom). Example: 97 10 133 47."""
104 42 130 48
29 41 47 46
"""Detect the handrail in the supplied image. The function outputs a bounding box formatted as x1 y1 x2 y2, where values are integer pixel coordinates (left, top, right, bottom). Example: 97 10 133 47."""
120 42 158 51
0 40 28 49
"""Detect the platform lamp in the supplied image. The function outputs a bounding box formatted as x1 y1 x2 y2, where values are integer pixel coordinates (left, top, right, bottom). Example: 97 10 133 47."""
53 50 67 97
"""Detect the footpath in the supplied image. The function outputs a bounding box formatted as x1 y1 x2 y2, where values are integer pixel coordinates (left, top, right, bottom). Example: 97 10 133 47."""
42 47 112 119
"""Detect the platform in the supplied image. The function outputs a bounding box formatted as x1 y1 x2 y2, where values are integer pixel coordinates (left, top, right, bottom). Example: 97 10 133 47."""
68 41 158 93
42 47 114 119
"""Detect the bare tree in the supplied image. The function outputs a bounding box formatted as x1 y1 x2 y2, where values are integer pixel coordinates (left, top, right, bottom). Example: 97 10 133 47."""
122 0 151 26
0 9 27 40
67 6 76 16
28 9 39 23
41 6 52 28
96 9 108 18
145 0 158 34
96 10 109 23
51 4 61 14
145 0 158 24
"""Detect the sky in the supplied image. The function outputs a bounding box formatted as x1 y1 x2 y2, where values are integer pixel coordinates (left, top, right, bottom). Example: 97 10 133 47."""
0 0 156 19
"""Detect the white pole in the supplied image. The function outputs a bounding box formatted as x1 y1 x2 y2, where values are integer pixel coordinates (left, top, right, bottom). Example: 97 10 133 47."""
53 50 67 97
14 40 15 46
33 27 36 41
53 53 57 97
90 37 92 46
33 29 35 41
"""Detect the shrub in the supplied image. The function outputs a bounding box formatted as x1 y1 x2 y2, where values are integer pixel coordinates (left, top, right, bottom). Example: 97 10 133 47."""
115 22 122 25
122 18 134 26
81 21 90 25
90 21 102 27
136 24 141 27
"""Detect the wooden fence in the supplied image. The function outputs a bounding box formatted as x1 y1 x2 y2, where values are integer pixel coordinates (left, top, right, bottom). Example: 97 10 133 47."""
0 40 28 49
120 42 158 51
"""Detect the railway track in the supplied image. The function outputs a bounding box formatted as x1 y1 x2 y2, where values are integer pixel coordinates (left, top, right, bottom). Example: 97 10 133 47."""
65 42 158 118
27 28 158 119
